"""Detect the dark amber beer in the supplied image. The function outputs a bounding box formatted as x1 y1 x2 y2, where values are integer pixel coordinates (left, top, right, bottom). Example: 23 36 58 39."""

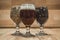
20 9 35 25
36 6 48 25
20 4 35 25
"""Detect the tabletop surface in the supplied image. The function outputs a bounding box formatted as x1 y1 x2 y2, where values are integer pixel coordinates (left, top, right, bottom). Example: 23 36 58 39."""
0 28 60 40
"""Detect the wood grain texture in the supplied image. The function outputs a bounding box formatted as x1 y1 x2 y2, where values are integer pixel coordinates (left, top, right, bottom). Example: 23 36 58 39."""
0 0 60 9
0 0 11 9
0 28 60 40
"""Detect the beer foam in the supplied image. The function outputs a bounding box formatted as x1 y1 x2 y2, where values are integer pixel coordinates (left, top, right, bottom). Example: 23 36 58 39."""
20 4 35 10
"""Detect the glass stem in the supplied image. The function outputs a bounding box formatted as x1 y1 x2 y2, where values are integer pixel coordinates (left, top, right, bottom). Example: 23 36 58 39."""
16 24 20 32
26 25 30 33
40 24 44 33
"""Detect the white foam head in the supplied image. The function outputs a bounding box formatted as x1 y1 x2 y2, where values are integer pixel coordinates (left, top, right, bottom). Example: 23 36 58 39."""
20 4 35 10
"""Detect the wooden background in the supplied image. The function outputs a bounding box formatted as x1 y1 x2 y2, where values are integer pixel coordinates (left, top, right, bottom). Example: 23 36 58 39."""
0 0 60 28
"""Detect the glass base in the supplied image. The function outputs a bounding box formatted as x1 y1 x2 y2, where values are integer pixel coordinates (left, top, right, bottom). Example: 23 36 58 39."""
36 32 48 36
23 32 35 37
11 31 23 36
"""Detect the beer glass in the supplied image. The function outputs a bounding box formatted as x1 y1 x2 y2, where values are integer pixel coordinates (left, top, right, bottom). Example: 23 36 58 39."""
10 6 23 36
36 6 48 36
20 4 35 37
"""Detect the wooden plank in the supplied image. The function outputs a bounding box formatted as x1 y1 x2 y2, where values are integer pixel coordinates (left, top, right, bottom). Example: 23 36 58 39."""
12 0 60 10
0 0 60 9
0 0 11 9
0 28 59 40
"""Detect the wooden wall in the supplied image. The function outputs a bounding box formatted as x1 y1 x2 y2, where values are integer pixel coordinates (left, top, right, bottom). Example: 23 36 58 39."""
12 0 60 10
0 0 60 28
0 0 60 10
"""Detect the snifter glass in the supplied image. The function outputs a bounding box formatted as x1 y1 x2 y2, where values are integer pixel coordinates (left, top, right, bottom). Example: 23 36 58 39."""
10 6 23 36
20 4 35 37
36 6 48 36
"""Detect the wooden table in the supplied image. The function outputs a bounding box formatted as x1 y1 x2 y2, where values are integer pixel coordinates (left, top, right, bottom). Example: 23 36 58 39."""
0 28 60 40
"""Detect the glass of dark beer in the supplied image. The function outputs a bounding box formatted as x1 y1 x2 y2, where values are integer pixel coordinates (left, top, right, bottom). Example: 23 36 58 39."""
36 6 48 36
10 6 23 36
20 4 35 37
